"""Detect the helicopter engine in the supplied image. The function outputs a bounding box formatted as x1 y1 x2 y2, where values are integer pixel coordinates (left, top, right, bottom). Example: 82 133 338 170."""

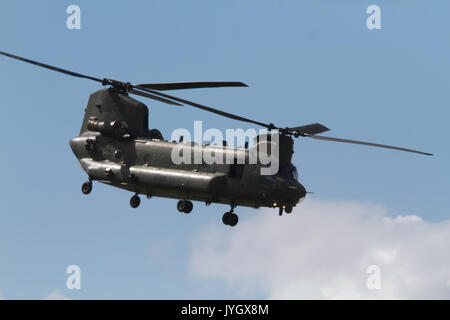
87 119 130 138
80 88 149 138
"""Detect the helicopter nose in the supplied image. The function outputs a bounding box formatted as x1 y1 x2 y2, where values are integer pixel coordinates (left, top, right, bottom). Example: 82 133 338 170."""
286 182 306 203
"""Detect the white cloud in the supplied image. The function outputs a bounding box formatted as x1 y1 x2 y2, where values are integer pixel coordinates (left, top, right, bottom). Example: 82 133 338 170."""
189 198 450 299
43 289 70 300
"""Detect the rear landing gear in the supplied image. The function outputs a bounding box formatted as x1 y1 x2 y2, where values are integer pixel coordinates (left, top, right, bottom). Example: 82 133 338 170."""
177 200 193 214
81 181 92 195
130 194 141 208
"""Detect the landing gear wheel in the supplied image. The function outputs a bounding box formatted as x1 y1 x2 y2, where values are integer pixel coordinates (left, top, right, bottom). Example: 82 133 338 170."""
184 201 193 213
222 212 238 227
285 206 293 214
177 200 193 214
130 194 141 208
81 181 92 195
229 213 238 226
222 212 229 225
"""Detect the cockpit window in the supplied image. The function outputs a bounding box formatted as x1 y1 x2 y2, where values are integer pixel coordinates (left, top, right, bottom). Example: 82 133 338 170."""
278 164 299 180
292 165 299 181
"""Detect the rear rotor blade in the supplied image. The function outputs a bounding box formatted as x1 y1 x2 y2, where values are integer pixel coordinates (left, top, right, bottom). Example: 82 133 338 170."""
0 50 103 83
129 88 182 106
132 86 272 129
308 134 433 156
137 81 248 91
0 51 273 129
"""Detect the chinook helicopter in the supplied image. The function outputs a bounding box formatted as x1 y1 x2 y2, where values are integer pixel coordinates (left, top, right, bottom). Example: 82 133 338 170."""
0 51 433 227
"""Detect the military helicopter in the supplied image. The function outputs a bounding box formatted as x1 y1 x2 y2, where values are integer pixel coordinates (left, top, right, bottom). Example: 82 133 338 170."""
0 51 433 227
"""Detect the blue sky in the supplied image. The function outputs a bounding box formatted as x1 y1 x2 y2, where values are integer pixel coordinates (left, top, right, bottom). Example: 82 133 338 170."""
0 1 449 299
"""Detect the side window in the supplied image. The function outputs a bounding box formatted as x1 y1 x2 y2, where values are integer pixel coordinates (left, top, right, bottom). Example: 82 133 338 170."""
144 154 152 166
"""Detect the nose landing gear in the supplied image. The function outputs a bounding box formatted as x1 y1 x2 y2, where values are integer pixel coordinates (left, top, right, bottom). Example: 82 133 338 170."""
222 206 238 227
177 199 193 214
285 205 293 214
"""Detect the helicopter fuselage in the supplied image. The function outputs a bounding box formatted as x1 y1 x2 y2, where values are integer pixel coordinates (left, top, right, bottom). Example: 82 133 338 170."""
69 89 306 211
70 134 306 209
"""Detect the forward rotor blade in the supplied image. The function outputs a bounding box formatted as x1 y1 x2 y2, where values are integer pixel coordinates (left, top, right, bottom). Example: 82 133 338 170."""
308 134 433 156
137 81 248 91
288 123 330 135
133 86 272 129
128 89 182 106
0 50 103 83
